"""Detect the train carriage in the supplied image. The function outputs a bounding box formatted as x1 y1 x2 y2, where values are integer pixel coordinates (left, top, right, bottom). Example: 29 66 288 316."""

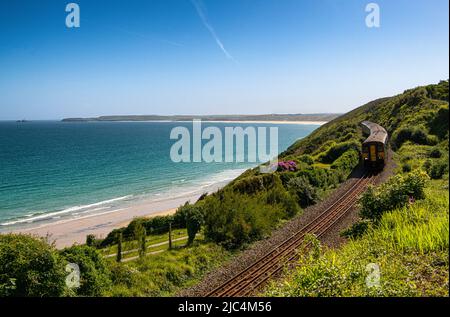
361 121 388 170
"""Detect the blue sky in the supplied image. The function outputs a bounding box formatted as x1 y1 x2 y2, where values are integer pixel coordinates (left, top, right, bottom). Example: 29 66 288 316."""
0 0 448 120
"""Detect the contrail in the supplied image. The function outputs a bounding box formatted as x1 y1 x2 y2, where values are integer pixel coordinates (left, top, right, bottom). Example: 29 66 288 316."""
191 0 236 62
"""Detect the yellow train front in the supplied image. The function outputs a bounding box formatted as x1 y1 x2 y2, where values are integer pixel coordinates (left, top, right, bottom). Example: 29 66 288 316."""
361 121 388 170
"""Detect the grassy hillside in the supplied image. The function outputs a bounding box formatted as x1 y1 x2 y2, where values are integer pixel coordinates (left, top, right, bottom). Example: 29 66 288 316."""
266 179 448 296
1 81 447 297
265 80 449 297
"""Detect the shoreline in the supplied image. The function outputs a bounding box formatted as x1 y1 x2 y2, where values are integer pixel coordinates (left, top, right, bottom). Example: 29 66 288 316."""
59 120 329 125
6 174 239 249
2 121 327 248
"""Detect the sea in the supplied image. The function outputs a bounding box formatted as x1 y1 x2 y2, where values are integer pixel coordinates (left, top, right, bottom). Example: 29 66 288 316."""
0 121 320 231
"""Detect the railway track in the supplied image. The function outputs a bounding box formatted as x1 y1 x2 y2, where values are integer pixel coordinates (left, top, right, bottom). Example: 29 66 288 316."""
206 172 378 297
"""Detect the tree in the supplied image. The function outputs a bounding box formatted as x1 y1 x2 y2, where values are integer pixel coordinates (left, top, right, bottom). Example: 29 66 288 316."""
116 232 123 263
134 223 146 258
139 228 147 258
86 234 96 247
178 203 204 245
0 234 66 297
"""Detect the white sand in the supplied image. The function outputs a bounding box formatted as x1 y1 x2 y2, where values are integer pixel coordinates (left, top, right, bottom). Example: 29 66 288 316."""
9 182 228 249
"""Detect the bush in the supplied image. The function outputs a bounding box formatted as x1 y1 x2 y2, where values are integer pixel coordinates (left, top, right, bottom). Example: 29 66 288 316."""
429 160 449 179
0 234 66 297
318 141 360 164
287 176 319 208
359 170 429 221
231 173 278 195
402 163 412 173
393 127 436 149
86 234 100 248
331 149 360 172
429 148 443 158
266 180 301 218
60 245 112 296
177 203 204 245
299 155 314 165
428 105 449 139
341 220 371 239
203 189 284 249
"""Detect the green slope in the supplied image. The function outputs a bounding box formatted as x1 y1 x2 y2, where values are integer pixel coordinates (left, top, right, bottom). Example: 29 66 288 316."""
265 80 449 297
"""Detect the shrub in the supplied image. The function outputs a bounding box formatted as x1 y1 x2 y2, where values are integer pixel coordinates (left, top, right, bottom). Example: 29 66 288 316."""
231 173 279 195
266 180 301 218
0 234 66 297
331 149 360 172
100 228 124 248
359 170 429 221
277 160 297 172
429 160 449 179
318 141 360 164
297 167 330 188
393 127 436 149
341 220 371 239
287 176 319 208
429 148 443 158
402 163 412 173
428 105 449 139
299 155 314 165
423 160 432 172
60 245 112 296
86 234 99 247
177 203 204 245
203 189 284 249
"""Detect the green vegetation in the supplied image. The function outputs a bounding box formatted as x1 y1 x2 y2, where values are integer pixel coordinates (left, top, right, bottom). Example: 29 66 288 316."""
100 212 186 248
1 80 447 297
177 203 204 246
359 170 428 222
0 235 66 297
0 233 229 297
265 80 449 297
100 228 187 257
60 245 112 296
266 180 449 297
106 241 230 296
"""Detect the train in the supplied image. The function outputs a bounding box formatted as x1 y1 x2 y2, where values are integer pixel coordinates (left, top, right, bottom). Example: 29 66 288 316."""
361 121 388 170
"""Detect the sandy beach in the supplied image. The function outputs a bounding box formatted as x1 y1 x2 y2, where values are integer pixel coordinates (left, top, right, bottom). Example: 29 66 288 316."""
9 180 231 249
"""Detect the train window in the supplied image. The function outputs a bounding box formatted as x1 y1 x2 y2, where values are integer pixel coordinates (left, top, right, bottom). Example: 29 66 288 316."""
362 146 369 153
377 145 384 151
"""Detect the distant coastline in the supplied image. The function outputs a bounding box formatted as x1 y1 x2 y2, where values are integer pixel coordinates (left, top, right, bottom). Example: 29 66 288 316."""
61 113 339 123
1 121 322 248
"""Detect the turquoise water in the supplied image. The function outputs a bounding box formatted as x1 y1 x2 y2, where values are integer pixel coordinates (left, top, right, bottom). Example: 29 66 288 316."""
0 121 319 230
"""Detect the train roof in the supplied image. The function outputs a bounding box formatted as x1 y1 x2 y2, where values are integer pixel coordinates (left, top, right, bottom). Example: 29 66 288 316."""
361 121 388 144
